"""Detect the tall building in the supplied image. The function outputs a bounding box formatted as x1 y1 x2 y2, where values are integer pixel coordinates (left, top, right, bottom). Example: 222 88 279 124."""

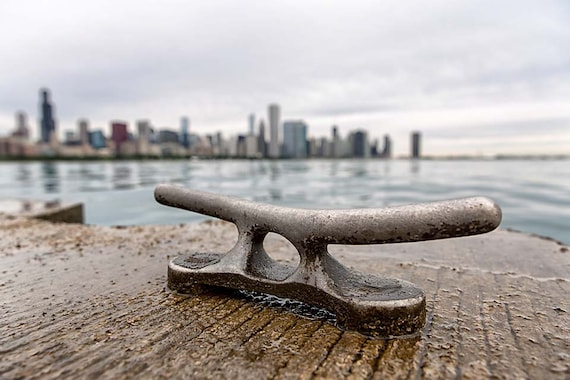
248 114 255 136
319 137 330 157
268 104 280 158
331 125 342 158
111 121 128 155
236 135 246 157
411 131 421 159
283 120 308 158
214 132 223 156
89 130 106 150
245 135 259 158
283 122 295 158
180 117 190 148
258 120 266 157
379 134 392 158
136 120 152 155
13 112 30 140
64 131 77 144
158 129 179 144
39 88 56 143
370 139 379 156
159 129 181 157
351 130 370 158
78 119 89 145
308 137 318 157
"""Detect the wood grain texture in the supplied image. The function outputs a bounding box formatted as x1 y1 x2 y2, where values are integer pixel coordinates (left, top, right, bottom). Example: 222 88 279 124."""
1 216 568 379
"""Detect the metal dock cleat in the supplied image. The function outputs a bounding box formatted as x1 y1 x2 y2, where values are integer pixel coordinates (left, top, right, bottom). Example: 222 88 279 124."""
155 184 502 337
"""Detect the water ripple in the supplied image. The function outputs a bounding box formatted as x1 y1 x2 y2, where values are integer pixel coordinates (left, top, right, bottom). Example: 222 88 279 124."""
0 159 567 244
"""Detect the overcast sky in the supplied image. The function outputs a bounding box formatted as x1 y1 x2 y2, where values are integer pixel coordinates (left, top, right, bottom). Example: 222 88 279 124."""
0 0 569 156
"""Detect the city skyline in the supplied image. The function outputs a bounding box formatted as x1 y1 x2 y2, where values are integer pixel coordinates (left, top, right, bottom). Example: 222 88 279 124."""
2 86 568 158
2 89 426 157
2 89 421 159
0 1 569 156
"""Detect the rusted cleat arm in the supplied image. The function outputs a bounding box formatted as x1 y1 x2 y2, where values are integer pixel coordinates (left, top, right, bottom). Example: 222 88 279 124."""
155 185 501 244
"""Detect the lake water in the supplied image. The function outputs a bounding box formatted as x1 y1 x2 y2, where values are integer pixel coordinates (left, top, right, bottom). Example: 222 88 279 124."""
0 159 568 245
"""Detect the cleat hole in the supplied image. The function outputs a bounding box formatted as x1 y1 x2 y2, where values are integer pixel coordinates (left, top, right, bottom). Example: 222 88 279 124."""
262 232 300 268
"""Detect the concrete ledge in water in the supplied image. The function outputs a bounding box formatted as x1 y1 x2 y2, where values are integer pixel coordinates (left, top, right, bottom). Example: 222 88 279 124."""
0 199 84 224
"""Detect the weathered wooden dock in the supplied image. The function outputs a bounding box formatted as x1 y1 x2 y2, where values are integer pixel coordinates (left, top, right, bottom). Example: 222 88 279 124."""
1 215 568 378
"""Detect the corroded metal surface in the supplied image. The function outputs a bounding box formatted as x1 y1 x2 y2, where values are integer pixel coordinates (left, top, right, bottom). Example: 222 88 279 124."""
154 184 501 337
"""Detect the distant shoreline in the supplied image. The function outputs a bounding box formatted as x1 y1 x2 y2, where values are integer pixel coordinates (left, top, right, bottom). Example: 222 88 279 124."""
0 154 568 162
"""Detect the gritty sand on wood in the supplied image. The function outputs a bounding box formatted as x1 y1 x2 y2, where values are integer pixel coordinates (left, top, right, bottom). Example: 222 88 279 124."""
0 215 568 379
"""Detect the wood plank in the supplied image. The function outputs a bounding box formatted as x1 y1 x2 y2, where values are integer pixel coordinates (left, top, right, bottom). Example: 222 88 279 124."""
1 216 568 379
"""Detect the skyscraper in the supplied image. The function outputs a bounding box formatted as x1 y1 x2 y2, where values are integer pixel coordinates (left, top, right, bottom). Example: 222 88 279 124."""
248 114 255 136
13 112 30 140
39 88 56 143
136 120 152 155
351 130 369 158
111 121 128 156
411 131 421 159
283 121 308 158
214 132 223 156
180 117 190 148
258 120 266 157
78 119 89 145
380 134 392 158
331 125 341 158
158 129 179 144
89 130 106 150
319 137 330 157
268 104 280 158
